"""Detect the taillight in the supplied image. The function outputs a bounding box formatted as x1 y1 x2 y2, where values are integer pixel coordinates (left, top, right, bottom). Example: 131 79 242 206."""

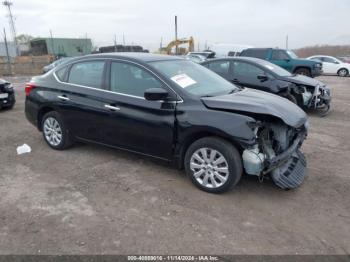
25 83 36 96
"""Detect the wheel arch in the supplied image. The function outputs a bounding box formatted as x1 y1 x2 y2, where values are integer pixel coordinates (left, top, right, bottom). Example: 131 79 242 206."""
37 106 55 131
175 130 245 169
337 67 349 76
293 66 311 74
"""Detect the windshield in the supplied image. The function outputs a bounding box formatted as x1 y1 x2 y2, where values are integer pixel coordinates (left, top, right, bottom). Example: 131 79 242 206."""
150 60 237 97
261 61 293 77
286 50 298 59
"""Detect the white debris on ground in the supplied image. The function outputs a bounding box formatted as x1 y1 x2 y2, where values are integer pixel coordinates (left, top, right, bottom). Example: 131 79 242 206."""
16 144 31 155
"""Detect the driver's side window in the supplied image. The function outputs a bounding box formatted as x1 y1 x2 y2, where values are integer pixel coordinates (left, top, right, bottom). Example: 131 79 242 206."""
232 61 265 79
272 50 289 60
110 62 163 97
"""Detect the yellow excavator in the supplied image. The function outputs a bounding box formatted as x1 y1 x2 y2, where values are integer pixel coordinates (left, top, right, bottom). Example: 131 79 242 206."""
160 37 194 55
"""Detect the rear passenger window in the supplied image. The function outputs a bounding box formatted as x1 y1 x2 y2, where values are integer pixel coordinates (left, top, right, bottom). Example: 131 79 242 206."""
241 49 267 59
56 67 67 81
110 62 163 97
68 61 105 88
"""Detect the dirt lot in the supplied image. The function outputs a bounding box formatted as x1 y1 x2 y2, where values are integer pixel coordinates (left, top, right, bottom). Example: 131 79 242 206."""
0 76 349 255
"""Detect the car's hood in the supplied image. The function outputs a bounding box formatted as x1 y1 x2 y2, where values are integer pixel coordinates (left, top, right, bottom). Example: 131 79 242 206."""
201 88 307 128
294 58 319 66
283 74 323 86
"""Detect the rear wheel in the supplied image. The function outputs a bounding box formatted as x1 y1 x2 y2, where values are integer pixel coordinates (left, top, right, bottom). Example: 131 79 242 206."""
294 68 311 77
184 137 242 193
337 68 348 77
42 111 72 150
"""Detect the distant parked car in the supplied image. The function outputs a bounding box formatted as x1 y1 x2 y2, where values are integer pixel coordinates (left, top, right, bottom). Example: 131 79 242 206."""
240 48 323 77
0 79 15 110
187 51 216 59
185 53 207 63
42 57 73 74
201 57 331 115
307 55 350 77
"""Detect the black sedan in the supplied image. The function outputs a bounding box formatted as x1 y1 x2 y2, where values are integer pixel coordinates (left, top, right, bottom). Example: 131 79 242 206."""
0 79 15 110
201 57 331 115
25 53 308 193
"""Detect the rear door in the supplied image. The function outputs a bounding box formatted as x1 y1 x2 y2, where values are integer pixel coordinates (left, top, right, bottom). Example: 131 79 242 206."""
56 59 114 143
101 60 177 160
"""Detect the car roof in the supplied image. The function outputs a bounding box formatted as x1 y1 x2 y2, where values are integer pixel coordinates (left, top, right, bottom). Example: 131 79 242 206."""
73 52 183 63
201 56 268 65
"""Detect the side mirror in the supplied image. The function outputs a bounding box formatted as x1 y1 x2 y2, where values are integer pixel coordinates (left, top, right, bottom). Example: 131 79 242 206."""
257 74 269 82
144 88 169 101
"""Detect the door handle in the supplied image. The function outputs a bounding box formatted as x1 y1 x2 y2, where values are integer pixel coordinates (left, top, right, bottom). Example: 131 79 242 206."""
58 95 70 101
232 79 239 84
104 104 120 111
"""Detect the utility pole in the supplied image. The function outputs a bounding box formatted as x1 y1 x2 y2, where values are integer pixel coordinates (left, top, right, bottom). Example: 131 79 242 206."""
160 36 163 50
3 28 12 75
286 35 289 50
2 0 18 55
175 15 178 55
49 30 55 58
114 34 117 52
123 33 125 46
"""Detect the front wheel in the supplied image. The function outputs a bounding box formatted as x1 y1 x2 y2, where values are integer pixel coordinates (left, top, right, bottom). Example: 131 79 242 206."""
184 137 243 193
294 68 311 77
337 68 348 77
42 111 72 150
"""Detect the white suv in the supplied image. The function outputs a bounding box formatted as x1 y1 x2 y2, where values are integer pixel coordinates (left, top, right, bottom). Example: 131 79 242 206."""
307 55 350 77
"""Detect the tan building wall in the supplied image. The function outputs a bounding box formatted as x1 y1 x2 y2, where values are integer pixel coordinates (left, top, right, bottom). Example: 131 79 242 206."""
0 55 53 76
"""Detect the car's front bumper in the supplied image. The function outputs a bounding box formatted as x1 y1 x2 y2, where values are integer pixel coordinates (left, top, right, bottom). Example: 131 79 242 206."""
309 85 331 115
311 67 323 77
265 127 308 189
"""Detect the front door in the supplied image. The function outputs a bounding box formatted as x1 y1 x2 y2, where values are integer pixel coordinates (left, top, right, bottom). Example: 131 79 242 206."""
231 61 275 92
102 61 177 160
270 50 293 72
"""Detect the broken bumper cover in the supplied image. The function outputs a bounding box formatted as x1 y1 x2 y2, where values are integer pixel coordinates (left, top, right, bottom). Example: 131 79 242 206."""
265 131 307 189
310 85 331 115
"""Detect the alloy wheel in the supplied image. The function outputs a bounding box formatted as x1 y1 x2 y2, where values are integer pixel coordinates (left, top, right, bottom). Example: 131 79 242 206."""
43 117 63 146
338 69 348 77
190 147 229 188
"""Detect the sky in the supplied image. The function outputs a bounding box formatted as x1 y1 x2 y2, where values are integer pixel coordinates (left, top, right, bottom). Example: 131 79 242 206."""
1 0 349 51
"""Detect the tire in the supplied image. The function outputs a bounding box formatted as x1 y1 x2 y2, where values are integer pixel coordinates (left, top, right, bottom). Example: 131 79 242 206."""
337 68 348 77
294 68 311 77
41 111 72 150
184 137 243 193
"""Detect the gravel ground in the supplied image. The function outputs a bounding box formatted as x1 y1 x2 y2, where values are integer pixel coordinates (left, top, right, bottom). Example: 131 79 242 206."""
0 75 349 255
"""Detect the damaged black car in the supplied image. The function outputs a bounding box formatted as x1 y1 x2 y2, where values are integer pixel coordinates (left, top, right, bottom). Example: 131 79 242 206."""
25 53 308 193
0 79 15 110
201 57 331 116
